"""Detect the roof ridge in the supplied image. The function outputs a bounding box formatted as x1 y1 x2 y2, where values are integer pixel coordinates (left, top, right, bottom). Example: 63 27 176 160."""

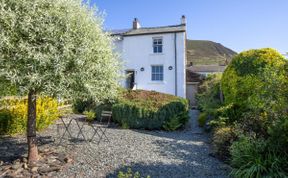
137 24 185 30
109 24 184 32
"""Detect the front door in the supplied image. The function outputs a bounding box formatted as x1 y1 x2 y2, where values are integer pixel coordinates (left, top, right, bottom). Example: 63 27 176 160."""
126 70 135 89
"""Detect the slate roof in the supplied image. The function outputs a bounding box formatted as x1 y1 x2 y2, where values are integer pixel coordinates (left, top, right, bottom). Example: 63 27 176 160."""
187 65 227 73
109 24 186 36
186 70 203 82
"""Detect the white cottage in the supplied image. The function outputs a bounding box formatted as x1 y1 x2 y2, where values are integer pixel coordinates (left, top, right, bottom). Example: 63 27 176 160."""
112 16 187 98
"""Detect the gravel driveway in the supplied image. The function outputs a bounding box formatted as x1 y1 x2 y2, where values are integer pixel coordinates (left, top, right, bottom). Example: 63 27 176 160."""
39 110 230 178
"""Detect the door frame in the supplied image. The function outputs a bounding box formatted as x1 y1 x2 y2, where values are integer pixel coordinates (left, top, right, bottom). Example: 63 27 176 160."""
125 70 135 89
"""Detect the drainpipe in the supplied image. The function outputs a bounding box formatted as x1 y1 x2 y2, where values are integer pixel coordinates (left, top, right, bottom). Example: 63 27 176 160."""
174 33 178 96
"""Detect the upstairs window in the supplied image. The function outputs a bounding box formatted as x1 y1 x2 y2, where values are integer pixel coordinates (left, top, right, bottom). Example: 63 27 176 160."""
151 65 164 81
153 38 163 53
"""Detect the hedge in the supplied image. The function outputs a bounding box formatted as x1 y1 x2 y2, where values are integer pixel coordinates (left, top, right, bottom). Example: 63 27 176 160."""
0 97 59 135
112 90 189 130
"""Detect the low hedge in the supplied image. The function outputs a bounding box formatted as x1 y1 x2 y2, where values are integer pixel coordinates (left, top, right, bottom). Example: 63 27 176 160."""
0 97 59 135
112 90 189 130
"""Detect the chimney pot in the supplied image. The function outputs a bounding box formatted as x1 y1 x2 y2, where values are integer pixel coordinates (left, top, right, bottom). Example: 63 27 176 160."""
181 15 186 25
133 18 141 29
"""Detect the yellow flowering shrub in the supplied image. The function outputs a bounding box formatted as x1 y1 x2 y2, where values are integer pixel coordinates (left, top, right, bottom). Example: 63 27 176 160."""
0 97 59 135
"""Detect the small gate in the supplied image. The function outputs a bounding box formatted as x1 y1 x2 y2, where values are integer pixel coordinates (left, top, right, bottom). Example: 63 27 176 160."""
186 82 199 108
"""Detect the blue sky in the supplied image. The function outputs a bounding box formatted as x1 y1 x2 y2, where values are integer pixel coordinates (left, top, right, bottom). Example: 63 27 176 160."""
91 0 287 53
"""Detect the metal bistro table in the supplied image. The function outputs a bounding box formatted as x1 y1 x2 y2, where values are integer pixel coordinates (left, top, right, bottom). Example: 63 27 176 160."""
57 114 88 145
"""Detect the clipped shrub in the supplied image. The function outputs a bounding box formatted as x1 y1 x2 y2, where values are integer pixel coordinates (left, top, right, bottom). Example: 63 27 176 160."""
112 90 189 131
213 126 237 160
0 97 59 135
198 112 207 127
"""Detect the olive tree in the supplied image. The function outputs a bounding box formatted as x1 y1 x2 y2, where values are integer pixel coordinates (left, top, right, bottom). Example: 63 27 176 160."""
0 0 120 163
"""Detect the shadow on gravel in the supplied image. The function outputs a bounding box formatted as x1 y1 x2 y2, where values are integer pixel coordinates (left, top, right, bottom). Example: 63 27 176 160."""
0 135 54 163
132 129 206 142
106 133 230 178
106 161 229 178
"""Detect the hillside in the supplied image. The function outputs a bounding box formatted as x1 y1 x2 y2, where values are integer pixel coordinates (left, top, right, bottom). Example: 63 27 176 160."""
186 40 237 65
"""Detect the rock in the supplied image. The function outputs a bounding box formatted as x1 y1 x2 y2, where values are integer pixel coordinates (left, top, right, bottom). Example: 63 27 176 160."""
2 165 11 171
14 167 23 175
47 172 57 177
57 153 66 163
42 148 50 153
12 163 22 170
22 157 28 163
64 157 73 163
31 166 38 173
23 163 28 169
47 158 57 164
0 160 3 166
13 159 21 164
38 166 61 174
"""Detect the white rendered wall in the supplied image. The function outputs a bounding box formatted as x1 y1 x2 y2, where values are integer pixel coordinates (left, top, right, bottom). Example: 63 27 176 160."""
115 32 186 98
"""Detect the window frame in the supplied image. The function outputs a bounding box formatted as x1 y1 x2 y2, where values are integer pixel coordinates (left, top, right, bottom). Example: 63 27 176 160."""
153 37 163 54
151 65 164 81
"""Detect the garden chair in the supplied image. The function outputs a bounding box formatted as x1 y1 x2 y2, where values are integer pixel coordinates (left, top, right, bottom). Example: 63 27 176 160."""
89 111 112 144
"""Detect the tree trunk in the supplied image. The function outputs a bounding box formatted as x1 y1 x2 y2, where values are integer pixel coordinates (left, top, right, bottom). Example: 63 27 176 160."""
27 90 38 163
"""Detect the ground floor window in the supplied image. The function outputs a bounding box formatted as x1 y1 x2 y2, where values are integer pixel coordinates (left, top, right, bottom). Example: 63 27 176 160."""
151 65 164 81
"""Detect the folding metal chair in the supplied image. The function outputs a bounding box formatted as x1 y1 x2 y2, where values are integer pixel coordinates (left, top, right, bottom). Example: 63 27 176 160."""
89 111 112 144
57 115 74 145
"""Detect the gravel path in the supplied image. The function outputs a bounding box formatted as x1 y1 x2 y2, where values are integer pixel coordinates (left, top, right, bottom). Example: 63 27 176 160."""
40 110 230 178
0 110 230 177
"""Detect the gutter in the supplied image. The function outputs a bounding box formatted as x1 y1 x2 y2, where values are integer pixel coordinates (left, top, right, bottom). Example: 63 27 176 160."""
174 33 178 96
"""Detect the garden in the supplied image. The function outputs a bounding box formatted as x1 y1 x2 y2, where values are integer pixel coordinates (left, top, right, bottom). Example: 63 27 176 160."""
196 48 288 178
0 1 194 176
0 86 194 177
0 0 287 177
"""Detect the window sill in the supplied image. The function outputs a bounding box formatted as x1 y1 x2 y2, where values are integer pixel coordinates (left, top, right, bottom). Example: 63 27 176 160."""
148 81 166 84
150 53 164 56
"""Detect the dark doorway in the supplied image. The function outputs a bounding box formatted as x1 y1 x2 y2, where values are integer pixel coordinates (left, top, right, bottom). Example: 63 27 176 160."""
126 70 135 89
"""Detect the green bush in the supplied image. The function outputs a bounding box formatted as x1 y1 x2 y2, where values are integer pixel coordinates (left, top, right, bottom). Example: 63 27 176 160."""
268 116 288 153
72 98 113 121
213 126 237 160
0 97 59 135
196 48 288 176
230 136 288 178
196 74 222 116
118 168 150 178
198 112 207 127
72 98 96 114
83 110 96 122
222 48 288 120
112 90 189 131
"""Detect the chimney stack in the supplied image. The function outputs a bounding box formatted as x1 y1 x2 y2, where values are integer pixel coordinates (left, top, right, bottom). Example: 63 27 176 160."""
181 15 186 25
133 18 141 29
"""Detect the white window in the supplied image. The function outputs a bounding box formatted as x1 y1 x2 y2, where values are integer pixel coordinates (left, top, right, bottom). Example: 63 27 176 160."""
153 38 163 53
151 65 164 81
